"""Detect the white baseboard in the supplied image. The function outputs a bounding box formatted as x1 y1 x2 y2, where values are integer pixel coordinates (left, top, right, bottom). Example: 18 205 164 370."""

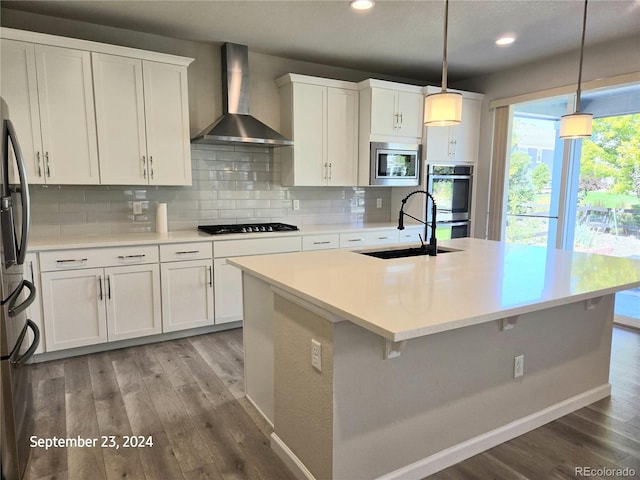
376 384 611 480
271 433 316 480
245 394 274 429
270 384 610 480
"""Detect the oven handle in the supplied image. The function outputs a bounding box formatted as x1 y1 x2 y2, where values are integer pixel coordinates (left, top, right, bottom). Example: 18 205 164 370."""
429 174 472 180
13 320 40 364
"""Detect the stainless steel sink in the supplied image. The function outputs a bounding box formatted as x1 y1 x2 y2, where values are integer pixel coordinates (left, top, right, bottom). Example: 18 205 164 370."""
358 246 461 259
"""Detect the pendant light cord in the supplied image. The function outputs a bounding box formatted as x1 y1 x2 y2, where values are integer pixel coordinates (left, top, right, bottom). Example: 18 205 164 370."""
441 0 449 92
576 0 588 112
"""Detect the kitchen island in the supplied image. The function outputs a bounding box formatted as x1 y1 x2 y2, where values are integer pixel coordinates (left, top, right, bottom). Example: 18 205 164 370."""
229 238 640 480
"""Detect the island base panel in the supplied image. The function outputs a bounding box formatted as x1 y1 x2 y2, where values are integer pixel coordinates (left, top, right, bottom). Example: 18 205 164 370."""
271 293 614 479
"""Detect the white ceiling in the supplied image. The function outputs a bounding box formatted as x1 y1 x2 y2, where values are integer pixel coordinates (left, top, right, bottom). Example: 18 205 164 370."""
2 0 640 82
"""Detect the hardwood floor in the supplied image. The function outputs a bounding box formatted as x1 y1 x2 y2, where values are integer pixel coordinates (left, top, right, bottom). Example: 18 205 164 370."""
24 326 640 480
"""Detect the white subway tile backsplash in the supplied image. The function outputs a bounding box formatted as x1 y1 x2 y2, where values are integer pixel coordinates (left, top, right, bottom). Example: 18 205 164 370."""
30 145 392 236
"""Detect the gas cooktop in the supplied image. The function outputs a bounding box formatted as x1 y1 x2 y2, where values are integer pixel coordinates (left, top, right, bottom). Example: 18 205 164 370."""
198 223 299 235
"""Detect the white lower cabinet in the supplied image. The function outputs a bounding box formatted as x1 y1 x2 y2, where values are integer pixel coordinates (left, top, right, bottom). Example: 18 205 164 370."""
41 267 108 351
161 259 214 332
39 246 161 352
213 258 243 324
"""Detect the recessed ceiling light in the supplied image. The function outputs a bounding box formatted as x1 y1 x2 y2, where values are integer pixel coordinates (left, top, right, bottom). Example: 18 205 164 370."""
350 0 375 11
496 35 516 46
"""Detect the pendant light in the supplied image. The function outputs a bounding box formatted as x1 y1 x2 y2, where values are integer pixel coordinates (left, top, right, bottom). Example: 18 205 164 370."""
424 0 462 126
559 0 593 139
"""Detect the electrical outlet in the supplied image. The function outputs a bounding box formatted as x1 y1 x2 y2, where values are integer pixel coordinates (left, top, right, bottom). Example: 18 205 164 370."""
132 201 143 215
293 199 300 211
311 339 322 371
376 198 382 208
514 355 524 378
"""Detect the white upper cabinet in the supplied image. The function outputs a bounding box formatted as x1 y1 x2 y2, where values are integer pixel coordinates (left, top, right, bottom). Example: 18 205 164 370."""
359 80 424 143
93 54 192 185
277 74 359 187
1 40 100 184
424 87 484 164
1 28 193 186
142 61 192 186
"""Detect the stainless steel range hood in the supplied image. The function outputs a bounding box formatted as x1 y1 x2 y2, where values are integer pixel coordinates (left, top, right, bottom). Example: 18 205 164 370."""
191 43 293 146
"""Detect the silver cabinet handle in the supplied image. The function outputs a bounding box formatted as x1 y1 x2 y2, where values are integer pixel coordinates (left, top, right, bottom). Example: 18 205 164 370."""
208 265 213 288
149 156 154 179
107 275 111 299
399 113 403 125
378 236 389 240
98 276 103 301
29 261 35 282
45 151 51 177
56 258 88 264
176 250 200 255
328 163 332 180
36 151 42 177
323 162 328 180
142 155 147 179
348 238 363 242
118 254 146 259
313 241 331 245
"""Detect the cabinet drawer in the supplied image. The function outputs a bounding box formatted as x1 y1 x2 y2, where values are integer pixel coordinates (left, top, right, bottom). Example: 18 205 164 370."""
302 234 339 251
339 230 399 248
40 245 159 271
160 242 212 262
213 236 301 258
398 227 425 244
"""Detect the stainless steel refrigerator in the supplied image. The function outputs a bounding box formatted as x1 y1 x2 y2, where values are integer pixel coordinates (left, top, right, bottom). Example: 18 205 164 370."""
0 97 39 480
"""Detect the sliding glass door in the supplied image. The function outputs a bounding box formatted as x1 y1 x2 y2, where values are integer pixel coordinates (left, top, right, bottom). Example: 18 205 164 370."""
502 83 640 327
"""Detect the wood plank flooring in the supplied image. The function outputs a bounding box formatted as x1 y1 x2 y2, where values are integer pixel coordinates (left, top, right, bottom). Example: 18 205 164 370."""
24 326 640 480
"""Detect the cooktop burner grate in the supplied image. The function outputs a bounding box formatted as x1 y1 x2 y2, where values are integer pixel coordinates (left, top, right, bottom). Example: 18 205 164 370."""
198 222 299 235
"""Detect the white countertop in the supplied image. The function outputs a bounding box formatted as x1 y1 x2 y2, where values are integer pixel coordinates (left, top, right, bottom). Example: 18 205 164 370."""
28 222 410 251
229 238 640 341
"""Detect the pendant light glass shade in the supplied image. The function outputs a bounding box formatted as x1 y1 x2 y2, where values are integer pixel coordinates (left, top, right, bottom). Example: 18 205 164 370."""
559 112 593 139
559 0 592 140
424 91 463 126
424 0 462 126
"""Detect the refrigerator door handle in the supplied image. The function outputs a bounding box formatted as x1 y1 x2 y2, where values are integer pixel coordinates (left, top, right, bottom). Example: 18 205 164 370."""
13 320 40 364
6 279 36 317
4 119 30 266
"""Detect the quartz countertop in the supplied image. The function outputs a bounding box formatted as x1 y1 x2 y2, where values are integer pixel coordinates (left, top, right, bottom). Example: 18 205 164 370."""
229 238 640 341
28 222 415 251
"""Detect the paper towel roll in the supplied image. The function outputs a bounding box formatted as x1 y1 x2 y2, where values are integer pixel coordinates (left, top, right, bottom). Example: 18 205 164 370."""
156 203 168 233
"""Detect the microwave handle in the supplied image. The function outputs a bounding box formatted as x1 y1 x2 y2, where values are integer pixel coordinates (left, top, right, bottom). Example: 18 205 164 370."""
4 119 30 265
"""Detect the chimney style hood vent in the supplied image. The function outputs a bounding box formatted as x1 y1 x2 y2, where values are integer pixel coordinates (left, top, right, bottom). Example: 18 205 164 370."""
192 43 293 146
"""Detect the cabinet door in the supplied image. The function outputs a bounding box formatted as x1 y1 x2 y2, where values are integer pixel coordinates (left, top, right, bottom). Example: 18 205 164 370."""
370 88 397 136
0 39 45 184
24 253 44 354
425 125 451 163
326 87 358 186
451 97 482 163
397 91 424 138
93 53 148 184
213 258 243 324
161 259 214 332
35 45 100 184
143 61 192 186
105 264 161 342
41 268 107 351
292 82 326 185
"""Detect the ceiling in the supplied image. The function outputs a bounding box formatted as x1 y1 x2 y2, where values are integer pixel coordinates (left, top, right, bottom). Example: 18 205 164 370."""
2 0 639 83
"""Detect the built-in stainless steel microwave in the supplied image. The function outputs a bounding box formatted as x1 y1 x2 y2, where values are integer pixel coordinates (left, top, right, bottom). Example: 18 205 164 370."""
369 142 421 186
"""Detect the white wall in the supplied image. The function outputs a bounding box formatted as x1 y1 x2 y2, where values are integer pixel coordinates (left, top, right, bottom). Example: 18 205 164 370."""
453 33 640 238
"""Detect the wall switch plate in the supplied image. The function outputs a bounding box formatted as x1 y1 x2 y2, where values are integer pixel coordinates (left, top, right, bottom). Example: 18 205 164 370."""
376 198 382 208
514 355 524 378
133 201 143 215
293 199 300 211
311 339 322 371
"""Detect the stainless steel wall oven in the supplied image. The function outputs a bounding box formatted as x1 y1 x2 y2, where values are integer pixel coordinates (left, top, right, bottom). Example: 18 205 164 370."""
427 164 473 238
